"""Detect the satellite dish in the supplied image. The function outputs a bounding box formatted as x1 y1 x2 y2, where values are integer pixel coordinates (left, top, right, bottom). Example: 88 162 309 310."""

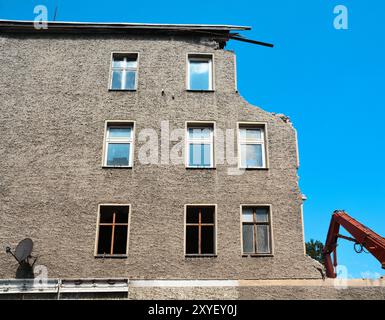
6 238 34 264
14 238 33 262
5 238 37 279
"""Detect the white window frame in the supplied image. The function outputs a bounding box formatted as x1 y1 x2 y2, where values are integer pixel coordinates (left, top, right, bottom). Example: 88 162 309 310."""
187 54 214 91
94 204 131 258
185 122 215 169
109 53 138 91
239 204 274 257
238 123 267 169
103 121 135 168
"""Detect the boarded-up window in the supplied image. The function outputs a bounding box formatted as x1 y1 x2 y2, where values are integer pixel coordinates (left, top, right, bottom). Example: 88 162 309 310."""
242 206 272 254
185 206 216 256
96 205 129 256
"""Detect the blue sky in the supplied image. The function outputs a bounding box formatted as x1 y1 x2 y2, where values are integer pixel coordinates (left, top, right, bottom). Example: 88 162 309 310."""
1 0 384 279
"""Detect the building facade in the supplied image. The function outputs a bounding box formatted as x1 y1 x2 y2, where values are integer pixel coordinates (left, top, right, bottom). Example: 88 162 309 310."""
0 20 345 298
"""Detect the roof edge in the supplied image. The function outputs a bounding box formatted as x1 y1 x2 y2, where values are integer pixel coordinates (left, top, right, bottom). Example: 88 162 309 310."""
0 19 251 31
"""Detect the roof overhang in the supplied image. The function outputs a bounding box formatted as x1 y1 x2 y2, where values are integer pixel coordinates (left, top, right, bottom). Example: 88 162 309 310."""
0 19 250 33
0 20 274 48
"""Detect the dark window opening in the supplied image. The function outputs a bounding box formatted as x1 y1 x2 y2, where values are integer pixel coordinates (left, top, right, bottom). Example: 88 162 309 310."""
186 226 199 254
201 226 214 254
97 226 112 255
201 207 215 223
185 206 215 256
186 206 199 223
97 205 129 256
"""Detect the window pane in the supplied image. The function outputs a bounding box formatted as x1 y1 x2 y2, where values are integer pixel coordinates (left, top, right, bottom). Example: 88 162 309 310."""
188 127 211 139
255 207 269 223
186 206 199 224
256 225 270 254
189 60 210 90
242 207 254 222
100 206 129 223
240 128 262 140
201 206 215 223
97 226 112 255
125 58 137 68
201 226 214 254
113 57 137 68
189 143 211 167
112 57 125 68
240 144 263 167
108 127 132 139
186 226 199 254
115 207 129 223
113 226 128 254
187 206 214 224
242 224 254 253
107 143 130 166
111 70 123 89
99 209 114 224
123 71 136 90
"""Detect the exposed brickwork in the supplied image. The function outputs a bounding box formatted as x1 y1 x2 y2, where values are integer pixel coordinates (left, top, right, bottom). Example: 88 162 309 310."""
0 32 322 280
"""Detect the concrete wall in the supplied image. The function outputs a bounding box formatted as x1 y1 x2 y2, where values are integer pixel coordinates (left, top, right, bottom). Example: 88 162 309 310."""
130 286 385 300
1 279 384 300
0 32 322 280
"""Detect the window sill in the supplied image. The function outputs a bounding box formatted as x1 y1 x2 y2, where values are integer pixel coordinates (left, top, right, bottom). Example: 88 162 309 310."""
186 166 216 170
108 89 137 92
185 254 217 258
240 167 269 171
95 255 128 259
186 89 215 93
102 166 132 169
242 254 274 258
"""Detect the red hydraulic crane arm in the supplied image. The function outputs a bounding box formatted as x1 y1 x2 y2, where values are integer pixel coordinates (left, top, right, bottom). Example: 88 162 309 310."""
323 210 385 278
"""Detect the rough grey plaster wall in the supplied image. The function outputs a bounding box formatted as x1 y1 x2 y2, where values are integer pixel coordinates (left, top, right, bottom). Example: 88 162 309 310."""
0 32 322 280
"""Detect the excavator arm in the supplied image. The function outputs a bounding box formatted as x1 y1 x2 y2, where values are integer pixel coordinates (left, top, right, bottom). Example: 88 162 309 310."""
323 210 385 278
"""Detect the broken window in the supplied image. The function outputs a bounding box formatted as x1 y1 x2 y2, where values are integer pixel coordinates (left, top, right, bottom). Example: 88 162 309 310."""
185 206 216 256
104 123 133 167
110 53 138 90
242 206 272 255
186 123 214 168
187 54 213 91
96 205 129 256
239 125 266 168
